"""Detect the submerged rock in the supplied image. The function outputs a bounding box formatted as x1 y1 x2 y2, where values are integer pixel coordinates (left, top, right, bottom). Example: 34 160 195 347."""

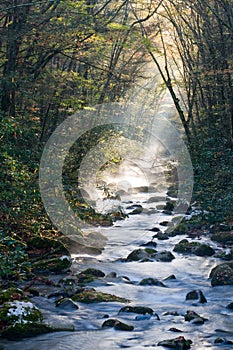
226 302 233 310
186 290 207 303
210 263 233 286
102 319 134 331
158 336 192 349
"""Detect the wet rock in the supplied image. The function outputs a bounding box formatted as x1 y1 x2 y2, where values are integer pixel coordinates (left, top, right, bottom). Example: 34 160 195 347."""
216 249 233 261
162 210 173 215
164 311 180 316
163 274 176 281
168 328 183 333
184 310 208 323
76 268 105 285
119 306 154 315
226 302 233 310
139 278 166 287
211 231 233 245
214 337 233 344
173 239 215 256
186 290 207 303
154 251 175 262
160 221 170 226
149 227 161 232
140 241 157 248
210 263 233 286
147 196 166 203
55 298 79 310
102 319 134 331
1 323 74 340
153 231 169 240
163 201 175 212
126 248 157 261
72 289 128 303
128 205 143 215
126 248 175 262
158 336 192 349
32 255 72 274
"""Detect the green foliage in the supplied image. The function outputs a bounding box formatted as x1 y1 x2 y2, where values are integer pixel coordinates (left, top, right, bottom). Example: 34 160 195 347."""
0 231 31 284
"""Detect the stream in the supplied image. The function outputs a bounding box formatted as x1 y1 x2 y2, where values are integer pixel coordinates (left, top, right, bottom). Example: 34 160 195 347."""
1 176 233 350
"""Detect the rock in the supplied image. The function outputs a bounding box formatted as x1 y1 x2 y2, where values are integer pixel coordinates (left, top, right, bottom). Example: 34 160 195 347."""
32 255 72 274
127 205 143 215
27 237 70 259
154 251 175 262
153 231 169 240
149 227 161 232
226 302 233 310
164 311 180 316
102 319 134 331
126 248 175 262
162 210 173 215
173 239 215 256
55 298 79 310
214 337 233 344
119 306 154 315
72 289 128 303
186 290 207 303
210 263 233 286
1 323 74 340
211 231 233 245
168 328 183 333
164 274 176 281
163 201 175 212
184 310 208 323
140 241 157 248
147 196 166 203
139 278 166 287
158 336 192 349
126 248 157 261
76 268 105 285
160 221 170 226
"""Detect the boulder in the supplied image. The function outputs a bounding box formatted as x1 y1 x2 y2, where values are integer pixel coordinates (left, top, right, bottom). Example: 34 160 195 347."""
174 239 215 256
211 231 233 245
126 248 175 262
55 298 79 310
158 336 192 349
210 263 233 286
102 319 134 331
32 255 72 274
184 310 208 323
139 278 166 287
186 290 207 303
119 305 154 315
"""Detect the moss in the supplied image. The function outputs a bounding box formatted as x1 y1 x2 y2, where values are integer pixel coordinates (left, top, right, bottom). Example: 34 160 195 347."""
32 256 72 274
1 323 52 340
27 237 70 259
72 289 128 303
0 300 43 326
0 288 28 304
174 240 215 256
211 232 233 245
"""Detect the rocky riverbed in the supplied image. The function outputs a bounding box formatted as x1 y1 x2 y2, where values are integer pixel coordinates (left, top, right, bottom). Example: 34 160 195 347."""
1 185 233 350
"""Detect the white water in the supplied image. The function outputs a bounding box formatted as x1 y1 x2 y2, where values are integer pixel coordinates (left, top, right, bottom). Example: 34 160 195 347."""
1 183 233 350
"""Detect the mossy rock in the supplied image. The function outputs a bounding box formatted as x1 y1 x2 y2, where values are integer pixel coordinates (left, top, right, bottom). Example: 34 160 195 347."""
126 248 157 261
80 268 105 278
0 300 43 333
0 288 28 304
1 322 74 340
119 306 154 315
72 289 128 303
102 319 134 331
210 263 233 286
32 256 72 274
211 232 233 245
27 237 70 260
173 239 215 256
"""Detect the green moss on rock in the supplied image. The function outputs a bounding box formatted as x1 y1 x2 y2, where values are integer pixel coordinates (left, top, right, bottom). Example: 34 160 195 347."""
0 288 28 304
32 255 72 274
72 289 128 303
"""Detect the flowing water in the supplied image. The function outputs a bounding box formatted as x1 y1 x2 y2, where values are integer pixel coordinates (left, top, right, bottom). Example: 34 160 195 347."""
1 166 233 350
